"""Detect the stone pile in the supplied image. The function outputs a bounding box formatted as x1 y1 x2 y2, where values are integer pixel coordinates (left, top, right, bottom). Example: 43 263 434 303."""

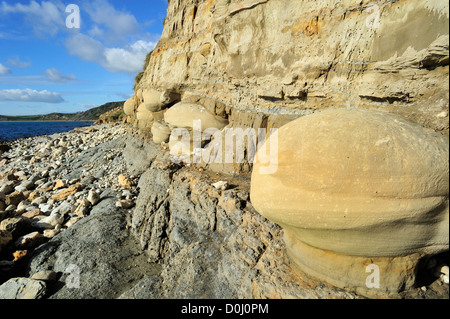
0 124 140 298
124 91 230 161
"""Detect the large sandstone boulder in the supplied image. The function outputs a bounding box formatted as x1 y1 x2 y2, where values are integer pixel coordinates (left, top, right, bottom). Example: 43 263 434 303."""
250 108 449 297
143 89 163 112
164 102 229 161
164 102 229 131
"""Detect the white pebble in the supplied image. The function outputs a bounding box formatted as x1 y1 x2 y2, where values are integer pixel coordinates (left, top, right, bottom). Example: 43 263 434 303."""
212 181 228 191
87 189 101 206
436 111 448 118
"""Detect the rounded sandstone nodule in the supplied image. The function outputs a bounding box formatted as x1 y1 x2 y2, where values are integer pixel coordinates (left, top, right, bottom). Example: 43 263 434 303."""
250 108 449 297
123 97 136 116
151 121 172 144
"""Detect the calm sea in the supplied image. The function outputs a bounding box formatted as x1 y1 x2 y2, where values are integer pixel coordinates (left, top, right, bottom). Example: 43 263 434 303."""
0 121 94 143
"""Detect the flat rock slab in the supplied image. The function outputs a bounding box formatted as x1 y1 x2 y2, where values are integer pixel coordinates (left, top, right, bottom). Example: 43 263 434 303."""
0 277 46 299
26 191 161 299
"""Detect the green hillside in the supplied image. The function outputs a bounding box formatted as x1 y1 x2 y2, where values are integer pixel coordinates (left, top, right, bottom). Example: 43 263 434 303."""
0 101 125 122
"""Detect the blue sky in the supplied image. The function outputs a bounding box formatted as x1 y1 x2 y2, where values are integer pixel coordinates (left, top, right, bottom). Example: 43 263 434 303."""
0 0 168 116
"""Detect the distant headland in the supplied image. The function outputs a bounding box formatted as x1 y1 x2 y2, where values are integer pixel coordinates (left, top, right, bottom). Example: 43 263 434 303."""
0 101 125 122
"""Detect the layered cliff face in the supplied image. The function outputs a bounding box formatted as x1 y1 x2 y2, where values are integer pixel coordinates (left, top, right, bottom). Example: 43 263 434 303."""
129 0 448 138
122 0 449 298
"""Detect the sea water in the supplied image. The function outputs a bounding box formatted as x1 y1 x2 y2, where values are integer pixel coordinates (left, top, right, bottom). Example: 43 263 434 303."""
0 121 94 142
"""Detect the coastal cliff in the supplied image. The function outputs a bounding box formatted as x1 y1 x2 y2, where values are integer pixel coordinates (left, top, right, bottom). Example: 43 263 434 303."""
130 0 449 136
0 0 448 299
125 0 449 298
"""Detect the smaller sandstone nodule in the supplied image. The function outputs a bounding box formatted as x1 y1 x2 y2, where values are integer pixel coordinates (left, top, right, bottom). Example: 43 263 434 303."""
164 102 229 131
136 103 154 130
250 108 449 296
151 121 172 144
123 98 136 116
143 88 178 112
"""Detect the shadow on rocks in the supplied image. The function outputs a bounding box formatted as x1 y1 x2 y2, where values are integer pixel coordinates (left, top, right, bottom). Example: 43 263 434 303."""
24 190 162 299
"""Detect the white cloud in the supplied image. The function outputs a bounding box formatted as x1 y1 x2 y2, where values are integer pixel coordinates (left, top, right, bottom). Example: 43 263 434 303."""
88 25 104 38
2 0 159 74
0 0 144 42
0 75 53 86
0 63 11 75
65 33 106 64
65 34 156 74
44 68 76 82
0 88 64 103
84 0 139 38
0 0 66 37
6 56 32 68
104 40 156 73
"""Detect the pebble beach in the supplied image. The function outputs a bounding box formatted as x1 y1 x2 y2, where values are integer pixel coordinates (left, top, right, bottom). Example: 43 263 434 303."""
0 123 144 297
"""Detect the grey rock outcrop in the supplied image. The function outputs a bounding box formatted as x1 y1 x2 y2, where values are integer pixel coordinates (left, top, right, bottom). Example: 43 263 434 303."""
27 197 161 299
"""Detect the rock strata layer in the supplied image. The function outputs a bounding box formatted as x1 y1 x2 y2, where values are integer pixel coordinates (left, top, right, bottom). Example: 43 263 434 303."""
120 0 449 183
126 0 448 145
